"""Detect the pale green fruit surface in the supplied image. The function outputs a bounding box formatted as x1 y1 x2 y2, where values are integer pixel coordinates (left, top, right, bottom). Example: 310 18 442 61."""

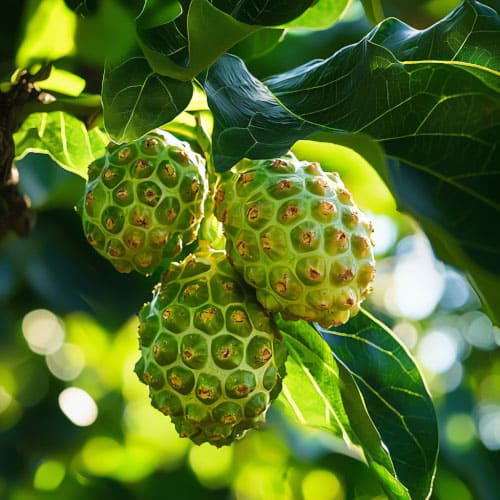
135 248 287 447
214 153 376 327
80 129 207 275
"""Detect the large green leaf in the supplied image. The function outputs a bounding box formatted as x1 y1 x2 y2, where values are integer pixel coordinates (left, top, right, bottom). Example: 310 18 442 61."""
209 0 316 25
204 0 500 323
139 0 257 80
102 56 193 142
284 0 350 29
275 318 353 443
318 310 438 500
14 112 109 178
276 316 414 500
138 0 319 80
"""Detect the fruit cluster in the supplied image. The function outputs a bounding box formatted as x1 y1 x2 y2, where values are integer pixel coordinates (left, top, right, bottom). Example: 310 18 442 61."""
80 130 376 446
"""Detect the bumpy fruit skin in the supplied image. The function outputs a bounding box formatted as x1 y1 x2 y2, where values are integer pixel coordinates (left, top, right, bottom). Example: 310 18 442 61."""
134 247 287 447
80 129 207 275
214 153 375 327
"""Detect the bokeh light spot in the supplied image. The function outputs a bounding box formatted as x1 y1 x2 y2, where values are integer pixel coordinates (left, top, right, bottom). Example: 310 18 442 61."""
393 322 419 349
58 387 97 426
462 311 496 350
46 343 85 381
81 437 123 476
189 443 233 489
0 387 12 414
393 235 445 319
22 309 65 355
439 270 470 310
372 214 398 255
302 469 344 500
417 327 462 374
33 460 65 491
477 404 500 450
445 413 476 449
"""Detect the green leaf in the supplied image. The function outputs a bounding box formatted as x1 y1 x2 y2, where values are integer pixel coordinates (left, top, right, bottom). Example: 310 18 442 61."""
14 112 109 178
16 0 77 67
37 67 86 97
139 0 258 80
210 0 316 25
205 0 500 323
284 0 350 29
72 0 137 66
204 55 317 170
230 28 286 61
360 0 385 24
318 310 438 500
275 317 354 445
102 56 193 142
337 363 410 500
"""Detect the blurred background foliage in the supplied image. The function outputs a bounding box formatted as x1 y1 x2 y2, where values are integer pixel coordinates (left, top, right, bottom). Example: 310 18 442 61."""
1 0 499 499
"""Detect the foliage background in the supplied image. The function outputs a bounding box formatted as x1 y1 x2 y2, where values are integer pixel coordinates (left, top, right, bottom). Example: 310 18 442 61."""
1 0 499 499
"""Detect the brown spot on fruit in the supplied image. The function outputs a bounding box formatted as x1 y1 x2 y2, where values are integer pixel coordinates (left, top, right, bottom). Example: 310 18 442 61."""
85 191 94 204
197 387 213 400
118 147 131 161
235 385 249 396
247 206 259 221
231 310 247 323
164 164 175 177
199 307 217 323
236 240 247 256
214 188 225 203
184 284 199 297
116 187 128 200
278 179 292 190
169 374 181 389
338 269 354 282
238 173 254 185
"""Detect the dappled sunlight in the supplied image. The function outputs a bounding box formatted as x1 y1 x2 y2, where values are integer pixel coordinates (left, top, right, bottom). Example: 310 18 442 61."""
188 444 233 489
58 387 98 427
302 469 345 500
33 460 66 491
46 342 85 381
22 309 65 355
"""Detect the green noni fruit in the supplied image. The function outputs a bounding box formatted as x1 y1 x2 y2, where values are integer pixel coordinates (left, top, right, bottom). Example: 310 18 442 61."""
213 153 376 327
134 246 287 446
80 129 207 275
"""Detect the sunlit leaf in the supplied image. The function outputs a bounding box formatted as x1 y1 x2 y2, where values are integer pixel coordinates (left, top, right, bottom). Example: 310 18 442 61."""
275 318 353 444
14 112 109 178
318 309 439 500
102 56 193 142
16 0 76 67
38 67 86 97
284 0 349 29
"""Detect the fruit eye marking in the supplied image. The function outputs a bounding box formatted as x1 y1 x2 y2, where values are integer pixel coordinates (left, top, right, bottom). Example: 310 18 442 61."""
184 284 199 296
118 147 131 161
247 206 259 220
136 159 149 170
214 188 225 203
103 168 115 181
231 310 247 323
164 164 175 177
236 240 248 256
116 187 128 199
238 173 254 185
